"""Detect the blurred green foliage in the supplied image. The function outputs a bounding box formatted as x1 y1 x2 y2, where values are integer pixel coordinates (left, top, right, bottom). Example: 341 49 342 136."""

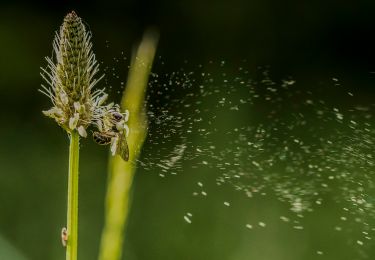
1 1 375 260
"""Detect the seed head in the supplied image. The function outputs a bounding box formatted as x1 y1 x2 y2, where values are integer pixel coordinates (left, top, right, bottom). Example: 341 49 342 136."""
40 11 106 136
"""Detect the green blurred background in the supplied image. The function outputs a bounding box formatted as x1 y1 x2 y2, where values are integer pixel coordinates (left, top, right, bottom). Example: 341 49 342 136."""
1 0 375 259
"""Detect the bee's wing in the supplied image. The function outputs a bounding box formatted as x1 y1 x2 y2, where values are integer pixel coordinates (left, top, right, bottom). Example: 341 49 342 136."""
116 133 129 161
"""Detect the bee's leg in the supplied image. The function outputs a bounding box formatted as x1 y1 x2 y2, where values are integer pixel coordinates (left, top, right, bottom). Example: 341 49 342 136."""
110 136 118 156
115 121 125 132
123 110 129 122
124 124 129 137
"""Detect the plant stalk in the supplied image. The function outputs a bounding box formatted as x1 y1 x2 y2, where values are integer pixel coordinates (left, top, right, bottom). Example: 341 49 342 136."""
98 29 158 260
66 131 80 260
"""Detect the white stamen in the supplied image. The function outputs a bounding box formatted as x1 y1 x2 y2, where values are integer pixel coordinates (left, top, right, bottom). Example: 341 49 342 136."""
74 102 81 111
60 92 69 105
43 107 63 117
77 126 87 137
97 93 108 106
69 113 80 130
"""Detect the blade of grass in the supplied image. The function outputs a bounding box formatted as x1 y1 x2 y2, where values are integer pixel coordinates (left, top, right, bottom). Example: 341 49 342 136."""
98 29 159 260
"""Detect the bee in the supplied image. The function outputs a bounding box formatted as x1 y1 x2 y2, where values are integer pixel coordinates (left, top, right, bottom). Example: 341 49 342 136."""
93 130 129 161
93 106 129 161
93 131 114 145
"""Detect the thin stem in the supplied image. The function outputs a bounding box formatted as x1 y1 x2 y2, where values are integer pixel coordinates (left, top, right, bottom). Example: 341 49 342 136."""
66 131 80 260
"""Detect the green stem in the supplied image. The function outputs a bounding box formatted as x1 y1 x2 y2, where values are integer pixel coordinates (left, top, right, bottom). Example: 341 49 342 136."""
98 29 158 260
66 131 80 260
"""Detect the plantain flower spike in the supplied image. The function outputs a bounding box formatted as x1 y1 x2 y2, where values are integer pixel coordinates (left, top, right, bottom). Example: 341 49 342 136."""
40 11 106 137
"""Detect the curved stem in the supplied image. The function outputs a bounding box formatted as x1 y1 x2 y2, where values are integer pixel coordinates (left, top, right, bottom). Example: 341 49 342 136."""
66 131 80 260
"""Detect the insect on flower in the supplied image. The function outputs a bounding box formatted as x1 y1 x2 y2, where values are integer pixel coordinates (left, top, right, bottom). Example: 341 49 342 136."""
40 11 130 160
93 104 130 161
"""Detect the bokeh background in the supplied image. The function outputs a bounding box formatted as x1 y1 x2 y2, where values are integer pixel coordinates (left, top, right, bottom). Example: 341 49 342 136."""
1 0 375 259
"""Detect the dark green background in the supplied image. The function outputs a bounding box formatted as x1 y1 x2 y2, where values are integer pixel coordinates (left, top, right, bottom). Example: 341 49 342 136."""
1 0 375 259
